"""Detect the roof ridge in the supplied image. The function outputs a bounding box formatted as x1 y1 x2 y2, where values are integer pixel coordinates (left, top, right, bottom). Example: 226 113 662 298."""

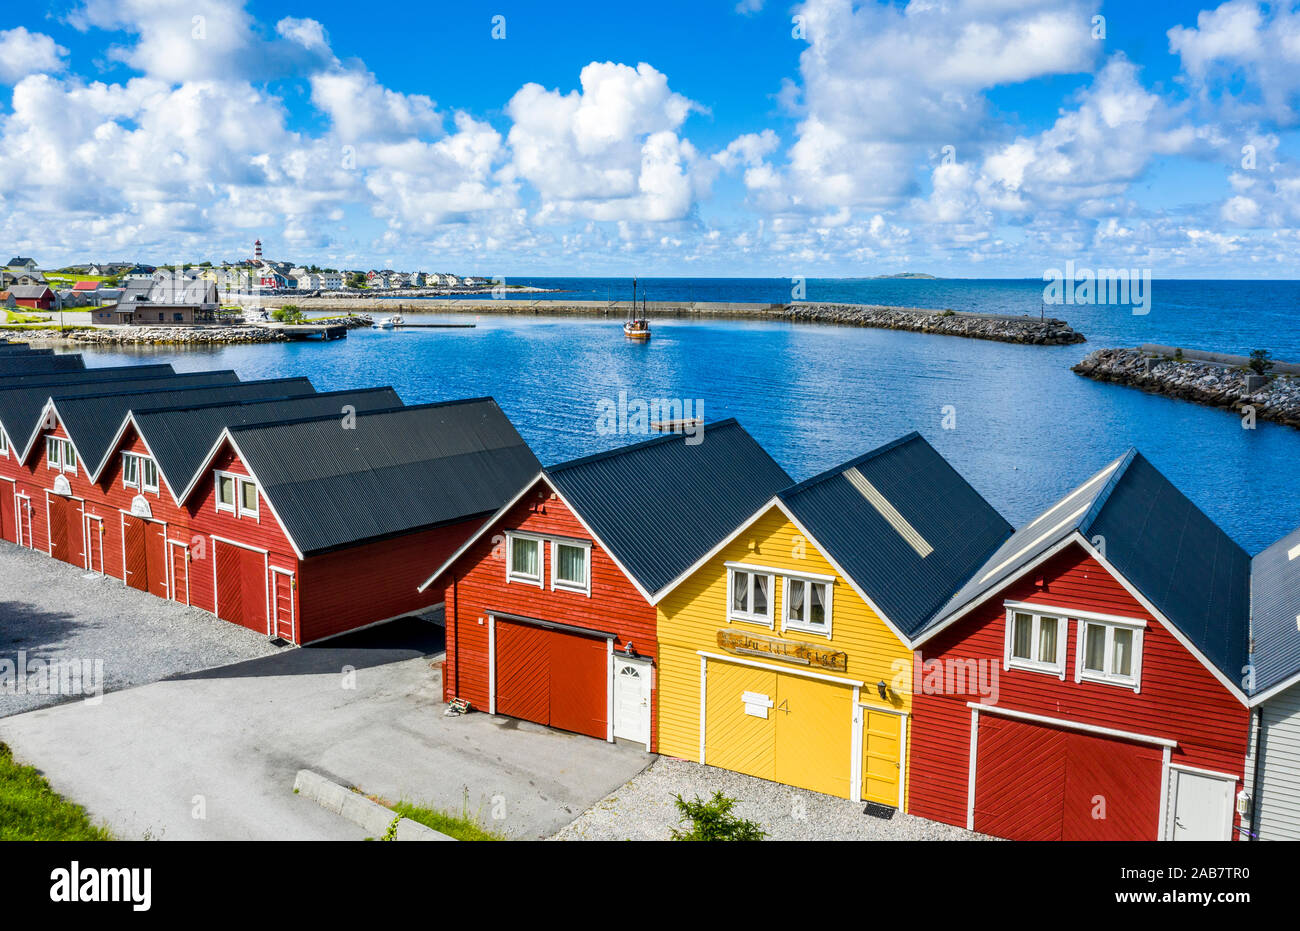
1077 447 1138 535
35 372 247 403
778 431 924 499
544 418 741 473
131 386 394 418
225 396 496 432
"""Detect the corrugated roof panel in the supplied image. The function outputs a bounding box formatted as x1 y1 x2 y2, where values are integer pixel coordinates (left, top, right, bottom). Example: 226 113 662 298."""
228 399 541 555
55 378 316 478
0 371 241 458
545 420 793 597
135 388 402 495
0 364 173 385
779 432 1012 637
0 355 85 375
1252 526 1300 696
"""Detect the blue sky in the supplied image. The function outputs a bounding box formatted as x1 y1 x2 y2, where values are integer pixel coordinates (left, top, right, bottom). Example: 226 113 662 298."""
5 0 1300 277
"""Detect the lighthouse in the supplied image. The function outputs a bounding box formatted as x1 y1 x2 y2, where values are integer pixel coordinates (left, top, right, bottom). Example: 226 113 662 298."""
254 239 263 263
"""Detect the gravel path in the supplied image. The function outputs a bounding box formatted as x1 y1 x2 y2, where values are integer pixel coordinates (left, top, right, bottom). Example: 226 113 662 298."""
552 756 991 841
0 541 283 717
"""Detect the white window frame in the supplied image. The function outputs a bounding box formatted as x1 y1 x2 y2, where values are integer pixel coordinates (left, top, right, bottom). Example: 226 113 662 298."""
725 563 775 628
46 437 76 474
505 532 545 587
549 538 592 596
239 478 259 520
214 471 237 514
122 452 159 494
1003 604 1068 679
0 427 8 457
781 572 835 638
1075 616 1144 692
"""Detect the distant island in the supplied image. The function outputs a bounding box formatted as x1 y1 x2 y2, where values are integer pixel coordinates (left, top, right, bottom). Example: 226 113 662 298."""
869 272 940 280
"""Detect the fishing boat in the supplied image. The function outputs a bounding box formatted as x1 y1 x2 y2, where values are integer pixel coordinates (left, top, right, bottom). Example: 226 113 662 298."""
623 278 651 340
372 314 404 329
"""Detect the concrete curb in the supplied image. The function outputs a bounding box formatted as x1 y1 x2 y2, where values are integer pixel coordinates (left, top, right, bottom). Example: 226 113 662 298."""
293 770 455 841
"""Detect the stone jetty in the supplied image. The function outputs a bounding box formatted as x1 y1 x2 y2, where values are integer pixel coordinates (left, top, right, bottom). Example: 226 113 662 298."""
265 298 1086 345
16 314 372 347
1073 346 1300 428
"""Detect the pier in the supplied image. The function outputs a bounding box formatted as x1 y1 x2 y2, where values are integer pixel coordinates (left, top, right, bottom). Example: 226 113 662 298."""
280 323 349 341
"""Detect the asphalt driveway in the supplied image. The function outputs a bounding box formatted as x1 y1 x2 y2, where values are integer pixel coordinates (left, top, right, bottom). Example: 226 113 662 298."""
0 617 654 840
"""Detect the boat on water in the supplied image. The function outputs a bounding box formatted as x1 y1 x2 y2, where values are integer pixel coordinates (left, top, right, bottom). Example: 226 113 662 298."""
624 278 651 340
372 314 404 329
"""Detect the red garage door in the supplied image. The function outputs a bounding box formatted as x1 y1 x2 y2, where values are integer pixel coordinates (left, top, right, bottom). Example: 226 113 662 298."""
122 515 167 597
974 714 1164 841
494 618 608 739
47 495 84 567
215 540 267 634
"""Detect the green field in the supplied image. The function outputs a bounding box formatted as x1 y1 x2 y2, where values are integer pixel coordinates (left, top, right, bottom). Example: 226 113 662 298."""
0 743 112 841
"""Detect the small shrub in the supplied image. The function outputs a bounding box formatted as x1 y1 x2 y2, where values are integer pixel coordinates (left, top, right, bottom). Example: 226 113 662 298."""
938 308 956 317
1173 347 1185 363
1248 349 1274 377
670 791 766 841
271 305 304 324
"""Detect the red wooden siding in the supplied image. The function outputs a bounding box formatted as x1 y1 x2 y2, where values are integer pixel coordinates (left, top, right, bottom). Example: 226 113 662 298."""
443 479 660 750
909 543 1250 839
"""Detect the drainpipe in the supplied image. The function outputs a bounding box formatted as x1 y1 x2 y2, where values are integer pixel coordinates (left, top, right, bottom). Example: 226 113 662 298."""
451 574 460 701
1248 707 1265 840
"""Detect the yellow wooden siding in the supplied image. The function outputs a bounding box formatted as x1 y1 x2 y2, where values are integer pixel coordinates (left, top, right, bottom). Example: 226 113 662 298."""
656 505 914 806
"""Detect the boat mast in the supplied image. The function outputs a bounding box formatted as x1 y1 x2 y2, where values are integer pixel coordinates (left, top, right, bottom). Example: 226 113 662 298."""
631 276 636 321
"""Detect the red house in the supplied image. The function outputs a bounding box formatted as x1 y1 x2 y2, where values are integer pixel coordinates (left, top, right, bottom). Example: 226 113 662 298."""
908 449 1252 841
419 420 791 750
11 285 54 309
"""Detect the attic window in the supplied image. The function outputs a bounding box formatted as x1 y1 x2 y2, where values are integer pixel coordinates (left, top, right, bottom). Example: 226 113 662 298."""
0 428 7 456
842 467 933 558
1076 620 1142 691
46 437 76 474
506 533 543 586
214 470 258 519
123 452 159 494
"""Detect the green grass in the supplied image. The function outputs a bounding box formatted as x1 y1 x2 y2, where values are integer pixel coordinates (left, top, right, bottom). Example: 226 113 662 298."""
0 743 112 840
388 800 504 841
5 310 46 324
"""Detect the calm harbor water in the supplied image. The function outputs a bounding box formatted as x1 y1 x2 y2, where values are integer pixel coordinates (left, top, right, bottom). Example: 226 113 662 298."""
78 278 1300 553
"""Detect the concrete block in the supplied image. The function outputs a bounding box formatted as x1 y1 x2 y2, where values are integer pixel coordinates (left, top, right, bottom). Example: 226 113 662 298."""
293 769 457 840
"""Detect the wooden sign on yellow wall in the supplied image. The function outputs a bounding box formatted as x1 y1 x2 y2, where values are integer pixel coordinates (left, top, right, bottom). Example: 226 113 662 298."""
716 629 849 672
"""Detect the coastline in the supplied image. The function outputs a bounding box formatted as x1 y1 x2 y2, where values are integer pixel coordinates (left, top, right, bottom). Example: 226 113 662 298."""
1073 346 1300 428
260 298 1088 345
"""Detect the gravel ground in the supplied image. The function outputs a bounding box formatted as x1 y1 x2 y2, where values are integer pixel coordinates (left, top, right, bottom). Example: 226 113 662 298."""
552 756 991 841
0 541 283 717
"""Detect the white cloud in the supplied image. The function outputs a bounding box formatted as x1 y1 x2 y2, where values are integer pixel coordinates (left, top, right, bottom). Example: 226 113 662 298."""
0 28 68 83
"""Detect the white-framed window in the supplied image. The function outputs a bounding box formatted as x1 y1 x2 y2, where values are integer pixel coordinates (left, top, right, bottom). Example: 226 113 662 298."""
45 437 76 474
240 478 259 518
1076 618 1143 690
122 452 159 494
214 470 258 519
0 428 8 457
550 539 591 595
1004 606 1068 677
726 564 774 626
506 532 544 586
782 574 834 636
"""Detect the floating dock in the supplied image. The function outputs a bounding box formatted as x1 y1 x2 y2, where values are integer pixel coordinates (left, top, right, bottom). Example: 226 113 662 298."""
280 324 349 341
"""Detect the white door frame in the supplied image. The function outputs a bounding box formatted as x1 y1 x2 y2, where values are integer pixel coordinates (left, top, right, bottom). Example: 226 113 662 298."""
0 477 16 543
1162 763 1238 841
270 566 296 643
612 654 654 750
15 493 32 548
83 513 104 573
44 489 84 561
119 510 169 598
856 701 908 809
486 612 616 742
167 539 191 606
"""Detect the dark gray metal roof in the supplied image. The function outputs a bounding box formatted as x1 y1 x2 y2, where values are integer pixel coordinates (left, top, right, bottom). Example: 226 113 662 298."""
0 354 85 374
0 364 173 385
226 398 540 555
53 378 315 477
922 449 1251 685
0 371 240 460
0 346 52 355
545 420 793 597
130 388 402 496
1249 528 1300 697
778 432 1012 637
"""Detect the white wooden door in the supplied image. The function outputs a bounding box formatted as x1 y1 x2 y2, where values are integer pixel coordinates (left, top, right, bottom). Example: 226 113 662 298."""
1167 768 1235 840
612 657 651 747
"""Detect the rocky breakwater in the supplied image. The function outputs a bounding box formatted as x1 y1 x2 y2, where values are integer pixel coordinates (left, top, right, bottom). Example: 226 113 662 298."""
45 325 290 346
782 303 1086 345
1073 347 1300 428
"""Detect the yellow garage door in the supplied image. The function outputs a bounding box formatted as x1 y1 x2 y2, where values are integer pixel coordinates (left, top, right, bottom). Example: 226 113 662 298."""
774 674 854 799
704 659 854 799
704 662 776 782
862 707 904 808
